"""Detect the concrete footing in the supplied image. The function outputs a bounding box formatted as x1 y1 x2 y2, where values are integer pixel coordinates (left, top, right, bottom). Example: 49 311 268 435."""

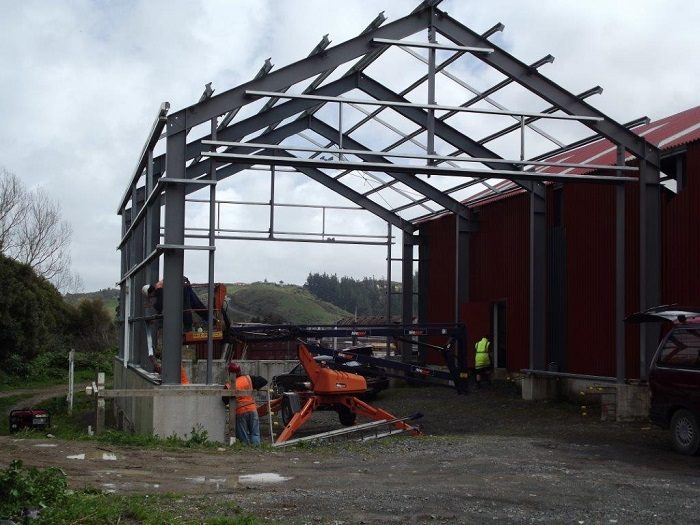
520 374 650 421
113 358 297 442
522 375 558 401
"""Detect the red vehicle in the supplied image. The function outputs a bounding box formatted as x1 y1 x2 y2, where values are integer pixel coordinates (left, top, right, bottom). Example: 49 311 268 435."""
631 307 700 455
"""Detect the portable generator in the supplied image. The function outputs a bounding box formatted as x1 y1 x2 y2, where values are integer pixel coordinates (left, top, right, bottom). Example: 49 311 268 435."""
9 409 50 433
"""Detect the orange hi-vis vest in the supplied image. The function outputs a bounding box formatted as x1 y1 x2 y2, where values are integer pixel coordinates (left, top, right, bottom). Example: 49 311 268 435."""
235 375 256 415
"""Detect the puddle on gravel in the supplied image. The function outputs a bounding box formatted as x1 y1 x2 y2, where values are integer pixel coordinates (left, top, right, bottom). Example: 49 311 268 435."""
238 473 292 484
33 443 58 448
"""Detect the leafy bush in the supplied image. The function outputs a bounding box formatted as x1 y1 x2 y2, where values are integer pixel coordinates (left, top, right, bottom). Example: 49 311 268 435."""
0 255 73 378
0 460 68 519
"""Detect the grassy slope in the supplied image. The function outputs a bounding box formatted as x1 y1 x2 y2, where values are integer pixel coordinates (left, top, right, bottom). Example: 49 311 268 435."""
66 283 349 325
64 288 119 318
227 282 350 324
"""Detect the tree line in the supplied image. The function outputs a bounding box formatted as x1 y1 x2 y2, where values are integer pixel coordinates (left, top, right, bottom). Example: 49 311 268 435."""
0 254 115 381
304 272 414 318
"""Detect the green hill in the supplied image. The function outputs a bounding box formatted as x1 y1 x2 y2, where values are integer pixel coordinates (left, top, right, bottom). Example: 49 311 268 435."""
67 282 349 325
65 288 119 318
226 282 350 324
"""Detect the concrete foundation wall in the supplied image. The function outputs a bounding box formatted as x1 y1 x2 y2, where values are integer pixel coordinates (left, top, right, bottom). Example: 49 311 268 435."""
113 359 156 433
520 374 650 421
114 357 298 442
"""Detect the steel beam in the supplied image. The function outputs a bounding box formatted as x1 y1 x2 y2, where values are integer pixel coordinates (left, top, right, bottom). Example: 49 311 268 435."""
202 138 637 172
246 89 604 122
455 214 470 322
179 75 359 178
373 37 493 54
433 10 660 168
307 117 475 223
118 102 170 214
265 148 414 233
356 74 523 174
168 9 432 135
202 151 638 185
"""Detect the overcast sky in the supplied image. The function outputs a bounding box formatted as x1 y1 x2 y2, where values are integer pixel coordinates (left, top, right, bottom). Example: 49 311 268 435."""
1 0 698 292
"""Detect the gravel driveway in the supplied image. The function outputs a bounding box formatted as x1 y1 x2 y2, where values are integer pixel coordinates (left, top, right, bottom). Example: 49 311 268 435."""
1 382 698 524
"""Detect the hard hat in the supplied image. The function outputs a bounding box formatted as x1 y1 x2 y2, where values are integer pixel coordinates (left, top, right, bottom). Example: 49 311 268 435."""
142 284 152 297
228 363 241 375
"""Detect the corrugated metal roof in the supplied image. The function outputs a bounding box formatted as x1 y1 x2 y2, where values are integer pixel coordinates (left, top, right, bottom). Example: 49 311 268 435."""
459 105 700 209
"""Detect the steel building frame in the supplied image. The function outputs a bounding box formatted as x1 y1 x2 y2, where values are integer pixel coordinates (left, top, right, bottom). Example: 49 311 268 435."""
117 1 660 385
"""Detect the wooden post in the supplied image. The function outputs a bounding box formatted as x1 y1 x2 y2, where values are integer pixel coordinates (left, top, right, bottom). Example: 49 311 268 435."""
228 400 236 446
96 372 105 434
67 349 75 414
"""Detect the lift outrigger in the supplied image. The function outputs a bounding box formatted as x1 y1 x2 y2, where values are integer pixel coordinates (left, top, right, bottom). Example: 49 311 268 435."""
227 323 471 445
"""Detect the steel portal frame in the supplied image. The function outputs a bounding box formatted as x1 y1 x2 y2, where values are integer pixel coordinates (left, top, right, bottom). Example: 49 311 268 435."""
118 0 660 385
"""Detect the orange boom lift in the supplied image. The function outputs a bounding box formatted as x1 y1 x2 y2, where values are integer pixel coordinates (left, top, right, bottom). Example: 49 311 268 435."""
273 342 422 444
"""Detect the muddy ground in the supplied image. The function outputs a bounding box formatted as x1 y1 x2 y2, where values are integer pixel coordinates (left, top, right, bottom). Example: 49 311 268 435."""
2 381 699 524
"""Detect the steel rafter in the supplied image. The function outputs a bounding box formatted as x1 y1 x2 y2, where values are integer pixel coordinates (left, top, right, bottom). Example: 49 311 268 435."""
432 9 660 166
307 117 474 222
167 8 433 135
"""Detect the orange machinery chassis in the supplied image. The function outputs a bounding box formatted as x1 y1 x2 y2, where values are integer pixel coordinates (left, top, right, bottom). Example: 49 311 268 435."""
262 342 421 444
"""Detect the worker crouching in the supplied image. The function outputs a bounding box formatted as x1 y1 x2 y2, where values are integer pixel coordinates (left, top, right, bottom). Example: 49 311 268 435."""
226 363 268 445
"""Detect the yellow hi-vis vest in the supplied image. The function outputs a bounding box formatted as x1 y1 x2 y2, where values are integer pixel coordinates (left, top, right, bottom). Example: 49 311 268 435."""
475 337 491 369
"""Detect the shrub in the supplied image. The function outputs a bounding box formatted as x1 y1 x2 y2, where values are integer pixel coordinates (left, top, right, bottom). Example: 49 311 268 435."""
0 460 68 519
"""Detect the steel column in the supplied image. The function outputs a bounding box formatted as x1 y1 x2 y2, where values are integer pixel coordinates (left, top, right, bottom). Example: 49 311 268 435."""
529 184 546 370
131 188 147 367
426 16 436 163
162 121 187 384
386 222 392 356
639 153 661 380
615 146 626 383
206 118 217 385
402 231 415 362
455 214 470 322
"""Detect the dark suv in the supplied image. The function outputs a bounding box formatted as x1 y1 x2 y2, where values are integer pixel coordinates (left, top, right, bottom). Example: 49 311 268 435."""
647 315 700 455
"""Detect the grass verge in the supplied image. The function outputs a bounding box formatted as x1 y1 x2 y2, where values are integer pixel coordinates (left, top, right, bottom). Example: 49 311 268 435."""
37 492 259 525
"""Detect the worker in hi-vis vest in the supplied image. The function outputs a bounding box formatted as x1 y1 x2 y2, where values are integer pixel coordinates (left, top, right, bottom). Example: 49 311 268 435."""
475 336 492 385
225 363 268 445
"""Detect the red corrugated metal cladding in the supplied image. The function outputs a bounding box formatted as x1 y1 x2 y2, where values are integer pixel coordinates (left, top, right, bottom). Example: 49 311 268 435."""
420 194 529 371
661 141 700 312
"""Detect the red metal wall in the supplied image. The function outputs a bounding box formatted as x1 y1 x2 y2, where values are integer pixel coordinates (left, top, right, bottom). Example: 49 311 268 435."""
421 142 698 378
661 141 700 306
421 193 529 371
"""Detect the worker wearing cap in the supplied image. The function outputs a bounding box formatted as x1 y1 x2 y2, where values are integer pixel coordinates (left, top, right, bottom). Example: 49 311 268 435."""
227 363 268 445
475 336 492 386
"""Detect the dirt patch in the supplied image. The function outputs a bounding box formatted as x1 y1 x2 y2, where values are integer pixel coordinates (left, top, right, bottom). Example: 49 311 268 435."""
1 383 698 524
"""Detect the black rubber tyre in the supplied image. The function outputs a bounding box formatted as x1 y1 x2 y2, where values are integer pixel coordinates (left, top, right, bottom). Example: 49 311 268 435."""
280 396 295 427
337 406 357 426
670 409 700 456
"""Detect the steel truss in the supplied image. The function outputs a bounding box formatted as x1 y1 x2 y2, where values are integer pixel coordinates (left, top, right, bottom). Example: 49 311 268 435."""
118 0 660 386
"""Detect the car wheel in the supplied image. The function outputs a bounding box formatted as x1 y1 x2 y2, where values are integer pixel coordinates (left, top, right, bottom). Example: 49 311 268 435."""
337 406 357 426
670 409 700 455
